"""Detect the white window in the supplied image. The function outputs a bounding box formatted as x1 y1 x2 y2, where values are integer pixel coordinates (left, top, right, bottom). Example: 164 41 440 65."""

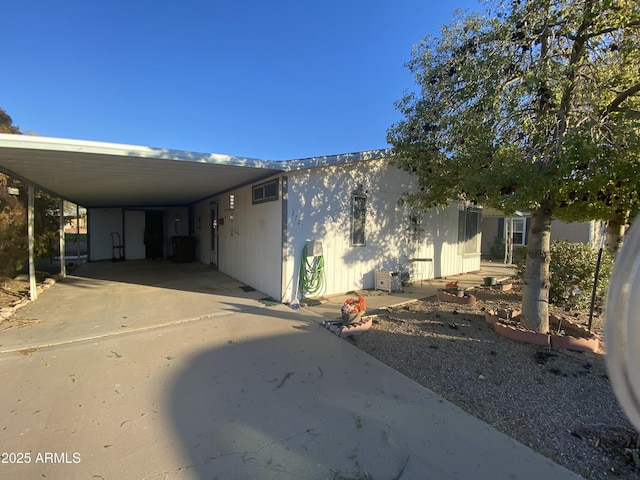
507 217 525 245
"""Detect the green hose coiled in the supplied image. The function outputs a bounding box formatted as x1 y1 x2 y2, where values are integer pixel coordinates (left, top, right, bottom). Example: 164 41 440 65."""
298 243 325 298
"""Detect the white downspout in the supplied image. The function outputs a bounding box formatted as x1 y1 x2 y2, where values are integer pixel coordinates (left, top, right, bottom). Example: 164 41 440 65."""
509 216 514 264
503 217 509 264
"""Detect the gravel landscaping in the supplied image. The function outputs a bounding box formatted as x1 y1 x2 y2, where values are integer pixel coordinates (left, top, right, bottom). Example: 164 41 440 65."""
354 285 640 479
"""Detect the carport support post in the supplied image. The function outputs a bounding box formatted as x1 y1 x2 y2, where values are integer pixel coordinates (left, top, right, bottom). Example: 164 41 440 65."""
76 204 80 263
59 199 66 278
28 184 37 300
508 216 514 264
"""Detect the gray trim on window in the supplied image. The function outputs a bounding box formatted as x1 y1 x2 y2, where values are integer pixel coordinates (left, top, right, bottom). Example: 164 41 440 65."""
252 178 279 204
351 194 366 246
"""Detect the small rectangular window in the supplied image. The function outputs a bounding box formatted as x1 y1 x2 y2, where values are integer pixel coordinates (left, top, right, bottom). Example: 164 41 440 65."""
351 195 366 246
252 179 279 204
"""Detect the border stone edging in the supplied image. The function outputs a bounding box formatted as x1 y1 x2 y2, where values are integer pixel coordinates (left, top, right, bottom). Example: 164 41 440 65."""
436 289 477 305
322 316 374 338
550 334 600 353
493 321 551 347
484 309 601 353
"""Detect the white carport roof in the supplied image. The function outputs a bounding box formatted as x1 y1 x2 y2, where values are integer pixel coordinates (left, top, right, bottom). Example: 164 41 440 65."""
0 134 393 208
0 134 284 208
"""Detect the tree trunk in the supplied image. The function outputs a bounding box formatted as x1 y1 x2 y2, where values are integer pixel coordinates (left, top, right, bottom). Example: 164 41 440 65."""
605 210 628 254
521 200 554 333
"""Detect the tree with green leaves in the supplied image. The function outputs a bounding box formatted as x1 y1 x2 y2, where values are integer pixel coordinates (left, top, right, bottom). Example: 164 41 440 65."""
388 0 640 332
0 108 60 278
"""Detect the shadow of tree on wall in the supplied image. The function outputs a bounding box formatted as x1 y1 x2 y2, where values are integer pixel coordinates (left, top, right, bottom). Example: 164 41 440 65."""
283 159 458 298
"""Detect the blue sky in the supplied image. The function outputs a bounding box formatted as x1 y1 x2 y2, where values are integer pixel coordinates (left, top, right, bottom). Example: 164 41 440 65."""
3 0 481 160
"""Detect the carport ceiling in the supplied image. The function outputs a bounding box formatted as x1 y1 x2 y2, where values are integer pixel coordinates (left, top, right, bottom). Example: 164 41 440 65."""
0 134 283 207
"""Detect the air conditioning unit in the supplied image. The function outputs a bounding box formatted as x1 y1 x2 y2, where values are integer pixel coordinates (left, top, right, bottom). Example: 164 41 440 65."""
375 270 402 293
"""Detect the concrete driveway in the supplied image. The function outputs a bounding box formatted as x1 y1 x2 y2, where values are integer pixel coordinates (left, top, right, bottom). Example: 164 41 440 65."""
0 260 580 479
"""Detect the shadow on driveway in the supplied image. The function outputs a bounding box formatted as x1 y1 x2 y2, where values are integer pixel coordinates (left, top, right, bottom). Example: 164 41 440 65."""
0 260 274 353
0 260 578 479
167 304 580 480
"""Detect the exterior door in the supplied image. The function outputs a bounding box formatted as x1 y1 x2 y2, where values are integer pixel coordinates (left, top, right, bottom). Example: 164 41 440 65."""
210 202 218 267
144 211 165 259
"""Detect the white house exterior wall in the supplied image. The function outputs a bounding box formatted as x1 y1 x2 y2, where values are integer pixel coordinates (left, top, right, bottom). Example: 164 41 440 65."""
550 220 597 245
193 178 284 301
282 159 478 303
166 207 190 236
124 210 145 259
193 201 212 265
88 208 122 261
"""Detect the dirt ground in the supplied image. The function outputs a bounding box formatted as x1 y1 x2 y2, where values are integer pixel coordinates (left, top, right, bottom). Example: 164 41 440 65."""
0 276 34 309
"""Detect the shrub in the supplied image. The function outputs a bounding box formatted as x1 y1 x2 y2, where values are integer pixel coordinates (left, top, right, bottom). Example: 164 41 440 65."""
549 240 613 310
489 235 506 260
0 174 60 278
513 240 614 310
0 191 27 278
513 245 527 275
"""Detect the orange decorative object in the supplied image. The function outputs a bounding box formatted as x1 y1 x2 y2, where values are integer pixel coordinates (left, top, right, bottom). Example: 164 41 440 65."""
341 296 367 314
445 280 458 289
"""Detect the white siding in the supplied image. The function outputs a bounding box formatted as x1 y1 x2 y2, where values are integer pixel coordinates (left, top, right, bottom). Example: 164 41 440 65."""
186 158 481 302
551 220 594 245
193 179 284 300
193 201 212 264
124 210 145 259
423 204 480 279
282 160 476 302
88 208 122 261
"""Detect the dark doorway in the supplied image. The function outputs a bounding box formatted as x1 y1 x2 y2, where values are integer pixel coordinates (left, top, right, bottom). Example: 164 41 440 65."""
144 211 164 259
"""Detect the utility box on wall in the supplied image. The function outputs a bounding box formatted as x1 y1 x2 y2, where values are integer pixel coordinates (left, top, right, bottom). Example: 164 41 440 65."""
306 240 323 257
375 270 402 294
